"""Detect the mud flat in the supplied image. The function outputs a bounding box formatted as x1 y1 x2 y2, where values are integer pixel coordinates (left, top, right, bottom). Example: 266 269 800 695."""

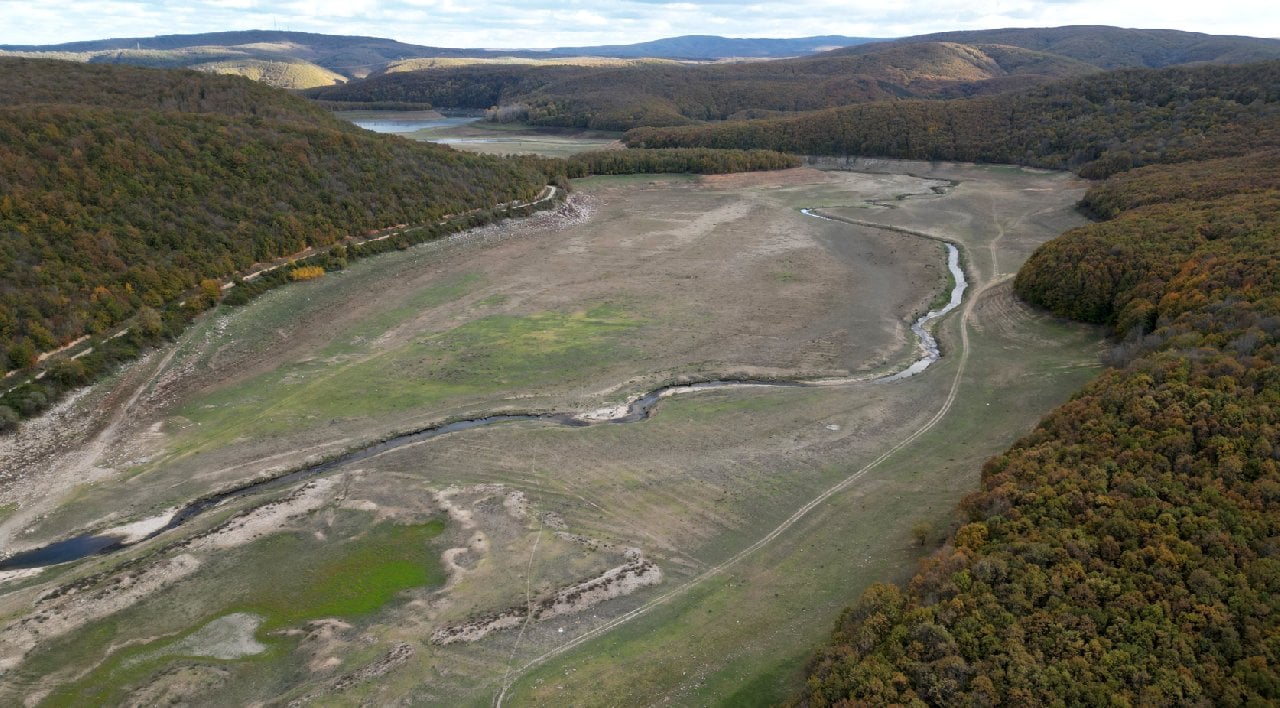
0 163 1103 705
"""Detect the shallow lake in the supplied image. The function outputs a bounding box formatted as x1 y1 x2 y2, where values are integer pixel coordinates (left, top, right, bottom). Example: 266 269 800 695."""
341 113 479 134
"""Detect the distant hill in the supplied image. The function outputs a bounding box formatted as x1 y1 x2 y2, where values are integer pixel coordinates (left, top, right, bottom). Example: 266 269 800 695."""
0 31 882 88
547 35 882 59
307 40 1102 130
309 26 1280 131
0 29 417 54
374 56 675 76
8 25 1279 94
0 30 504 86
895 25 1280 68
188 58 348 90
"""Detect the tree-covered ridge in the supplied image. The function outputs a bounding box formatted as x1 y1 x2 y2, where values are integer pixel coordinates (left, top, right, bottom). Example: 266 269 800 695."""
626 61 1280 178
0 60 547 375
0 58 339 125
305 41 1099 131
892 25 1280 69
792 74 1280 706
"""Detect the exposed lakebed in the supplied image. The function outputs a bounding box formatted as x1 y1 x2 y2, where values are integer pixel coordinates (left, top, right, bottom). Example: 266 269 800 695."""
0 210 968 572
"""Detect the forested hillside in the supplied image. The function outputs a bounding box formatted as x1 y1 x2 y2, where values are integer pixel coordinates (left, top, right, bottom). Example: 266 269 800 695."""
305 42 1099 131
791 66 1280 705
627 61 1280 177
896 25 1280 68
0 57 340 124
307 27 1279 132
0 59 546 409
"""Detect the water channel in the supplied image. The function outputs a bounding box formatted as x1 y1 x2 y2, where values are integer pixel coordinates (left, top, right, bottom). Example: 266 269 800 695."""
0 209 968 571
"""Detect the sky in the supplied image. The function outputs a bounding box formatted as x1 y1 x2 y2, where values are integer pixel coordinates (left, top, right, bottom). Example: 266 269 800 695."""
0 0 1276 49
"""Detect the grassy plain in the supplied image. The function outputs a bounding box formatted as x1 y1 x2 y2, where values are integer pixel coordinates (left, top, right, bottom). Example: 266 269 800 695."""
0 163 1101 705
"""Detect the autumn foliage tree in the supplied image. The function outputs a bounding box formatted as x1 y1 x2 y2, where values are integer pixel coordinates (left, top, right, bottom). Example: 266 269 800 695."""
792 63 1280 707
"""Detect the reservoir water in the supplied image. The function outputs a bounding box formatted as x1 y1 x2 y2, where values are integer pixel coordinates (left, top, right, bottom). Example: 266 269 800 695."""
344 114 479 134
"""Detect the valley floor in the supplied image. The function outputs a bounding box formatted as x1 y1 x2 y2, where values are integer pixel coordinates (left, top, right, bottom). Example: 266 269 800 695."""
0 162 1102 706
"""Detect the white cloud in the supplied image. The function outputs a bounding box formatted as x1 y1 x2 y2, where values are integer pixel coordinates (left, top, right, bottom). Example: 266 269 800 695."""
0 0 1273 47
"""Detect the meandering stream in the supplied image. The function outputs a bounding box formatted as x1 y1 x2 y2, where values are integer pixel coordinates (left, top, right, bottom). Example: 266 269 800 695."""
0 209 968 572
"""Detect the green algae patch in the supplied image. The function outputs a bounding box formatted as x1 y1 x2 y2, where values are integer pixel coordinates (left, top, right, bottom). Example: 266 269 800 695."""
35 518 446 708
239 518 447 630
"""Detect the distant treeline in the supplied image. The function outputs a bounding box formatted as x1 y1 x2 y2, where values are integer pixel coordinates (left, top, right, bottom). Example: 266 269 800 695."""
627 61 1280 178
557 148 800 177
303 42 1101 132
793 67 1280 705
302 30 1280 134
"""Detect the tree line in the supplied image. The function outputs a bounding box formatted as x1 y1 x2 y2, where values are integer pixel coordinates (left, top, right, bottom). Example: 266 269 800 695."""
550 148 800 177
303 41 1102 132
627 61 1280 178
792 65 1280 706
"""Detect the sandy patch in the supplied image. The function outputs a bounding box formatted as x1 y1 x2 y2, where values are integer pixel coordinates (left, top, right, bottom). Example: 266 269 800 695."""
0 553 201 671
432 486 478 531
0 567 43 585
339 499 380 513
104 508 178 545
575 397 639 422
503 490 528 520
290 618 356 673
149 612 266 661
192 477 338 551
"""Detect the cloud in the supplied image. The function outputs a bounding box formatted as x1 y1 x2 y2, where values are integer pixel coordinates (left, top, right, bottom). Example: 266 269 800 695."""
0 0 1273 47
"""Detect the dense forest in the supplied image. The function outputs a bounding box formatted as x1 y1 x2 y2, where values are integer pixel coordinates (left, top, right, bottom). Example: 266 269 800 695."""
0 59 810 429
0 59 550 421
305 42 1099 131
305 28 1280 132
792 66 1280 704
627 61 1280 178
0 58 341 124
